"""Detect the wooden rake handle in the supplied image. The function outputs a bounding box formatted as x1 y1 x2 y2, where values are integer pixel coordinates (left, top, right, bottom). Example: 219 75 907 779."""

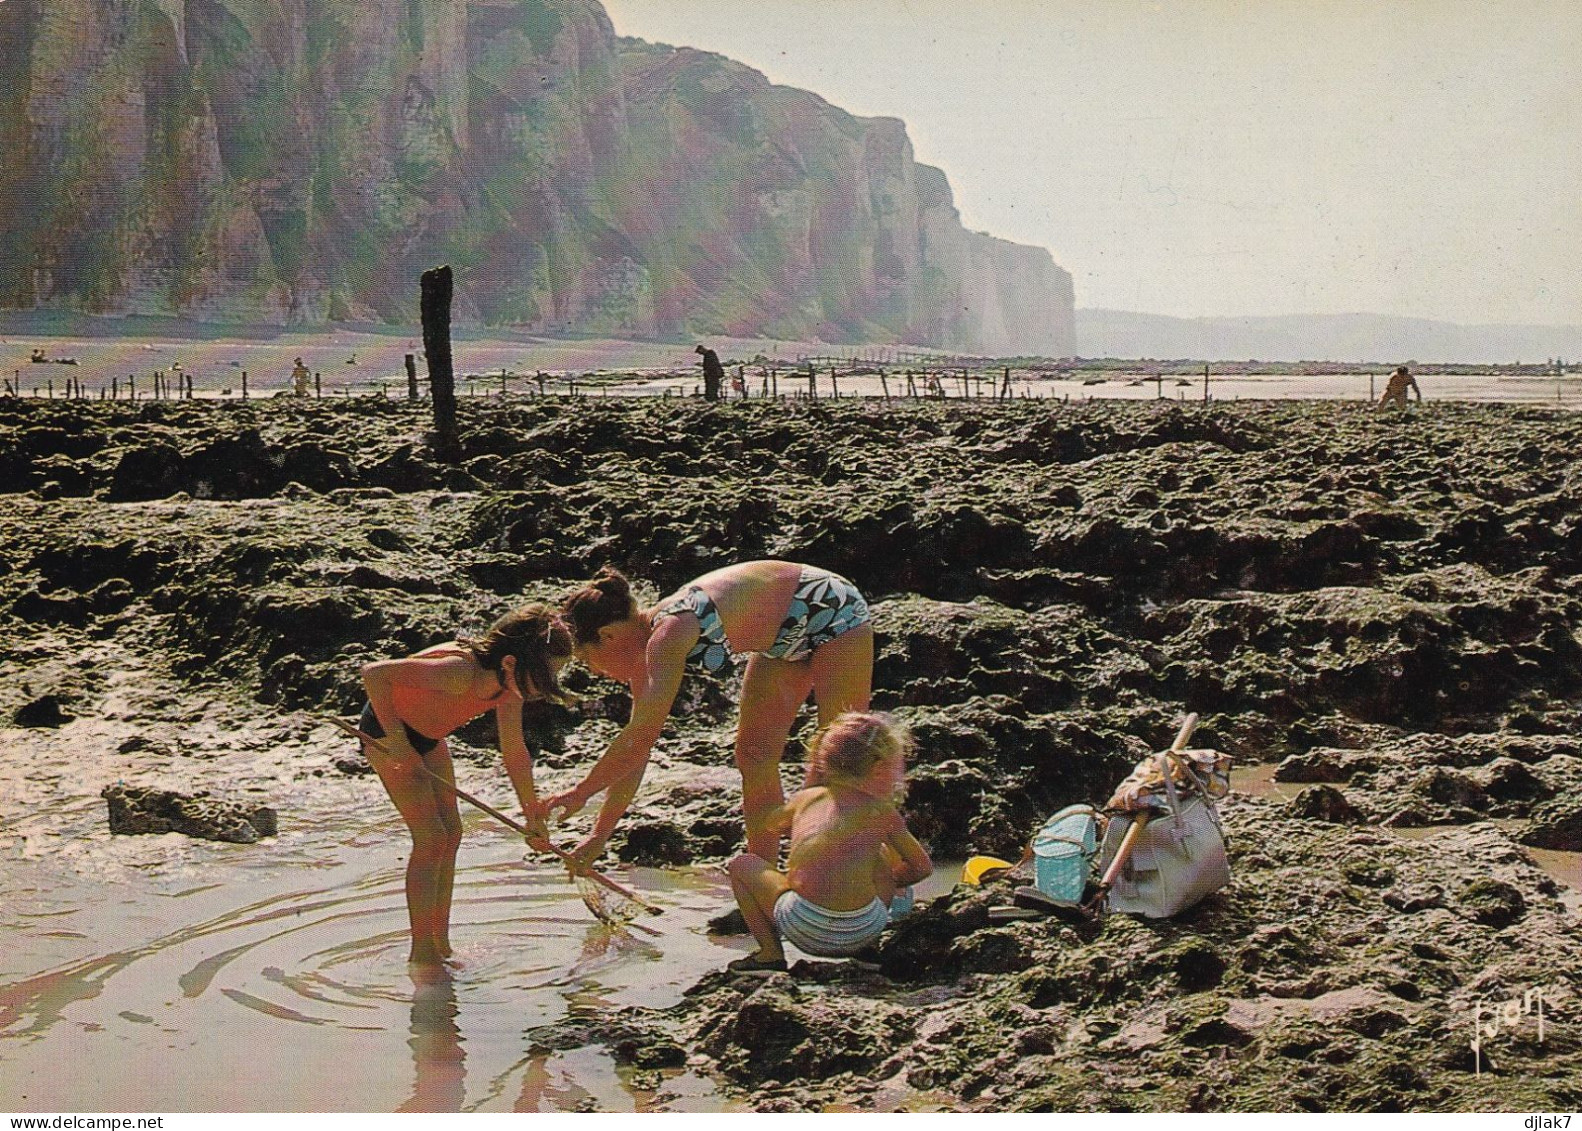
325 716 662 915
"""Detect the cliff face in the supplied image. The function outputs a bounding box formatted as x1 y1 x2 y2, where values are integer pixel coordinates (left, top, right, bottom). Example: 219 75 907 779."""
0 0 1074 353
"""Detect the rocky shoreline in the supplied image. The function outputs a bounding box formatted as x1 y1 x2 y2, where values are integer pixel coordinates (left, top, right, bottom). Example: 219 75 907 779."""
4 394 1581 1111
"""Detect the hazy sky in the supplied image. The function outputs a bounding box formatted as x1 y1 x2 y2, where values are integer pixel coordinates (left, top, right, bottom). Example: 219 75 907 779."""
601 0 1580 326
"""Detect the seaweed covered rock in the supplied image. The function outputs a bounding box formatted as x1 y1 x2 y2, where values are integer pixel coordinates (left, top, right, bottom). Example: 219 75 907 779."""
101 784 277 843
695 977 917 1085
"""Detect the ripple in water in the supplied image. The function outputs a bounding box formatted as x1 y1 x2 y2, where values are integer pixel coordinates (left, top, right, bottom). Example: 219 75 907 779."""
0 849 739 1112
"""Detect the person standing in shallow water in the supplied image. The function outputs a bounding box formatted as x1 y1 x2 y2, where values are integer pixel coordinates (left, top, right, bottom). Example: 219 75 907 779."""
546 561 875 872
696 344 725 401
358 605 573 967
1378 365 1421 410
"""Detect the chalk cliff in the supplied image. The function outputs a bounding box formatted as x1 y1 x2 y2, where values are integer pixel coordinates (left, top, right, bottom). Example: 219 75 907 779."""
0 0 1074 353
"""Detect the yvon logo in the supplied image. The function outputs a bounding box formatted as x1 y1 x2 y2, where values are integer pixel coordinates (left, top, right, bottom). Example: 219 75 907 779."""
1468 983 1571 1075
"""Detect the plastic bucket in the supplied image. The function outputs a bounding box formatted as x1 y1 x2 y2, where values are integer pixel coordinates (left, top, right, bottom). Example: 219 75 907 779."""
1032 805 1097 901
961 855 1016 885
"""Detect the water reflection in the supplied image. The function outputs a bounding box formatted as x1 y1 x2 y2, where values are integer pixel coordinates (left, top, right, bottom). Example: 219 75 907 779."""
401 968 465 1112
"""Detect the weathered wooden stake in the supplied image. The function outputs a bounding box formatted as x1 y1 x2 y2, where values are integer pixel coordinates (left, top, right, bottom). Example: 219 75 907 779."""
421 264 460 458
242 370 249 399
405 353 418 400
1202 364 1209 403
314 372 322 398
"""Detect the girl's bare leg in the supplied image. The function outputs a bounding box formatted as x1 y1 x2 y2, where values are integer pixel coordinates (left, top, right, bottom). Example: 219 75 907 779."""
808 622 874 727
368 739 464 965
734 654 814 860
727 853 792 961
422 740 464 960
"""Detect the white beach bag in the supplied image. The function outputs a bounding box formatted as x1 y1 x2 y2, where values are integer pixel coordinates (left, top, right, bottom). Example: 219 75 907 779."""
1096 749 1230 918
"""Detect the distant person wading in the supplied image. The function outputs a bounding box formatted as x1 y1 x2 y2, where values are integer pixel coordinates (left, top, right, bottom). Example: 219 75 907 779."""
1378 365 1421 410
696 344 725 401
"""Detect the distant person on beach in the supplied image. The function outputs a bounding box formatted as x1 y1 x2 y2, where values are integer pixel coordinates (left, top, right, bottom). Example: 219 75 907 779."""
291 357 312 397
724 711 931 973
696 344 725 401
357 605 573 967
731 370 747 399
547 561 875 874
1378 365 1421 410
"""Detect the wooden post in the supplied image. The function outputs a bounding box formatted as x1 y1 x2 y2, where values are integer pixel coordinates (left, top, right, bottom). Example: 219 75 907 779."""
831 367 839 398
879 371 891 404
500 368 508 397
403 354 418 400
907 371 916 398
1202 364 1209 403
421 264 460 458
1369 373 1375 401
113 377 119 399
772 370 778 397
129 374 136 401
241 370 249 399
314 372 322 398
187 373 194 400
1156 372 1163 399
808 367 816 398
1002 367 1011 400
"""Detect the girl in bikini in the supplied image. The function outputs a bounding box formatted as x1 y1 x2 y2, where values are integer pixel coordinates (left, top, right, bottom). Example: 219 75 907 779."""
358 604 573 967
547 560 875 872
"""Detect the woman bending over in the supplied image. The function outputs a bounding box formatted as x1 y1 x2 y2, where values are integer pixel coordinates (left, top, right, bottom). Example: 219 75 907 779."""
548 560 874 870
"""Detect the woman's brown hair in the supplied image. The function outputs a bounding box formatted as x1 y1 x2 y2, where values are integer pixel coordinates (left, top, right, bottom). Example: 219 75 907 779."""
560 566 638 646
460 603 575 705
